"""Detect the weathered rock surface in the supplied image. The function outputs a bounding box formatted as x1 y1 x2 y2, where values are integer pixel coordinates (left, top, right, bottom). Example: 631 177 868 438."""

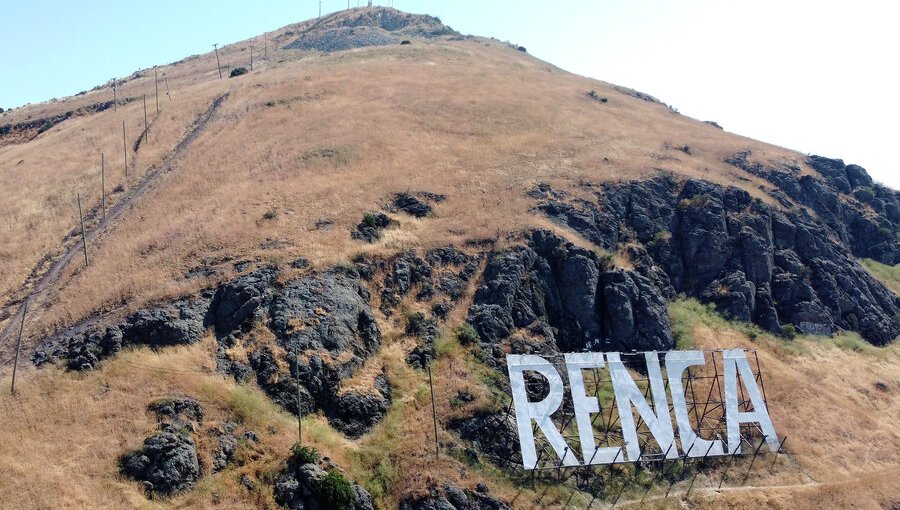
728 151 900 265
531 172 900 345
33 294 212 370
466 229 673 359
400 484 510 510
120 431 201 495
274 454 374 510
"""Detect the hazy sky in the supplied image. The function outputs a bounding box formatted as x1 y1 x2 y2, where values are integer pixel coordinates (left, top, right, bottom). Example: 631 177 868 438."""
2 1 897 187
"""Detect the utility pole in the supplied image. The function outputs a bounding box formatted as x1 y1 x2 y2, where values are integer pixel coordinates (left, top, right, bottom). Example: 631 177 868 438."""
142 94 148 144
100 153 106 218
10 301 27 394
295 352 302 445
77 194 88 267
154 68 160 114
122 120 128 178
319 0 322 18
213 43 223 79
427 365 439 459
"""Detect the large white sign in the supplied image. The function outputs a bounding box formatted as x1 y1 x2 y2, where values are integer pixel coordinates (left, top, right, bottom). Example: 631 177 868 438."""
506 349 779 470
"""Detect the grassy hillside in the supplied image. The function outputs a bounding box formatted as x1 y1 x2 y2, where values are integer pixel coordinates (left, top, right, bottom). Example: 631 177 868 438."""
0 7 898 510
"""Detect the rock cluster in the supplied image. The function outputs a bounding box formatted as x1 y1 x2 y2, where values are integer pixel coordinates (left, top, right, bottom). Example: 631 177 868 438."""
399 483 510 510
274 450 374 510
467 229 673 358
284 8 457 53
533 171 900 344
120 397 206 496
728 151 900 265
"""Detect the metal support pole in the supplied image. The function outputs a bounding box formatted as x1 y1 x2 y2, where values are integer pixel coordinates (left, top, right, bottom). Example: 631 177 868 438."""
427 365 439 459
685 441 715 498
100 153 106 218
113 78 117 111
717 445 742 489
77 193 88 267
122 120 128 178
154 68 159 114
770 436 787 470
10 301 27 394
295 352 302 444
142 94 148 144
740 440 766 485
213 43 223 79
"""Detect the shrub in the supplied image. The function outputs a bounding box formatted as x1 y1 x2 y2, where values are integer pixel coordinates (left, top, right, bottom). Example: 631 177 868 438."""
230 67 248 77
316 471 356 510
362 213 378 228
780 324 797 340
454 323 479 345
678 193 711 209
262 208 278 220
400 40 411 45
404 311 428 336
653 230 672 243
516 46 527 52
290 444 321 465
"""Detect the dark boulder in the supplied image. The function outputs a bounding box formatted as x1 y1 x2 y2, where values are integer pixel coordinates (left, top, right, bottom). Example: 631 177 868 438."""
210 268 277 336
351 212 396 242
399 484 510 510
394 192 432 218
120 431 201 495
274 455 374 510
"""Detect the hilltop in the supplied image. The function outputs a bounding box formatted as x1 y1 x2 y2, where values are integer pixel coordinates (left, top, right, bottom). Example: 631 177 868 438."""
0 6 898 510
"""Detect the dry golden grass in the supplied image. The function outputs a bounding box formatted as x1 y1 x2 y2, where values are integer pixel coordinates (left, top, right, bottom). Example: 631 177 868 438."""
2 32 807 349
1 10 898 509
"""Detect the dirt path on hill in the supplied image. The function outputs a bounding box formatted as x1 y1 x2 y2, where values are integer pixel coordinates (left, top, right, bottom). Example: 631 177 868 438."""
0 93 229 361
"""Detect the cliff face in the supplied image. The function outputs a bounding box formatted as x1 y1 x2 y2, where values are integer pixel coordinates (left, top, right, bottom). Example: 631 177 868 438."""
531 163 900 345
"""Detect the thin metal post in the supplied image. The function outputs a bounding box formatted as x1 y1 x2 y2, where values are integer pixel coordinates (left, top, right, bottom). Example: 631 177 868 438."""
427 364 439 459
154 68 159 114
164 77 171 100
250 44 254 71
77 193 88 267
113 78 117 111
770 436 787 470
100 153 105 217
122 120 128 177
717 444 742 489
295 352 302 444
213 43 222 79
10 301 27 394
142 94 148 144
740 440 766 485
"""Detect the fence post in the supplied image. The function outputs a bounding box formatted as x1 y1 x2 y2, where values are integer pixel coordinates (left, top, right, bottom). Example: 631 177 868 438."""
10 301 27 394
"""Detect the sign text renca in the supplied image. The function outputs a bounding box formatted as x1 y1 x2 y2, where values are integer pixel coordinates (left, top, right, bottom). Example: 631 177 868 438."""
506 349 779 470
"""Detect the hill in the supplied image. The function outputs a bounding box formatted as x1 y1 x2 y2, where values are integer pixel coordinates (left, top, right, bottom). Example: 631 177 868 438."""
0 6 898 509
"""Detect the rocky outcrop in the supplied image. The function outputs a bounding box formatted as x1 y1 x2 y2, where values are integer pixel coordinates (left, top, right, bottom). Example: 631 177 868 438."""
351 212 396 242
727 151 900 265
449 410 520 467
120 431 201 496
274 451 374 510
466 230 673 360
33 294 212 371
531 173 900 345
400 484 510 510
